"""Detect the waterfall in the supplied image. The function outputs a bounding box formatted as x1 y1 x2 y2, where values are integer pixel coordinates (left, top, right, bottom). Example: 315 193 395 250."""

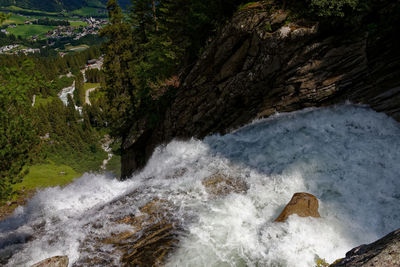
1 105 400 267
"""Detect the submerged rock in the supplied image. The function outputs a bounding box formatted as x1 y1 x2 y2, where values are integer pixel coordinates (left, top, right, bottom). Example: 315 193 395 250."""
275 192 320 222
104 199 181 267
30 256 69 267
331 228 400 267
202 174 248 196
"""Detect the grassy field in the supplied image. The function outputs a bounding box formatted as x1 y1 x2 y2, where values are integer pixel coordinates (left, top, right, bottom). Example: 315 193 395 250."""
69 20 88 27
65 44 89 52
69 7 106 17
87 0 106 8
89 86 105 103
84 83 101 103
84 82 100 91
1 13 88 28
34 95 58 107
0 6 59 16
13 162 81 192
7 24 55 38
1 14 26 25
0 161 80 218
1 162 80 217
29 15 86 23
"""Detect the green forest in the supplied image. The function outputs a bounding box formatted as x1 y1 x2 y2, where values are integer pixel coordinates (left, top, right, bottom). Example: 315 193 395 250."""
0 32 111 203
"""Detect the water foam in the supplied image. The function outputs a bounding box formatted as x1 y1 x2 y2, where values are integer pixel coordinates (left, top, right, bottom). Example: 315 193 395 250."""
1 105 399 266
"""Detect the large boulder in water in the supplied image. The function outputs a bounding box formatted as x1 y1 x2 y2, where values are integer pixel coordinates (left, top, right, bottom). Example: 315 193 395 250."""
331 228 400 267
275 192 320 222
30 256 69 267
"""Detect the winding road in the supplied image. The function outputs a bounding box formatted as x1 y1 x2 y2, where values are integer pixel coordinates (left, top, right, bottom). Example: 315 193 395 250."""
85 86 99 105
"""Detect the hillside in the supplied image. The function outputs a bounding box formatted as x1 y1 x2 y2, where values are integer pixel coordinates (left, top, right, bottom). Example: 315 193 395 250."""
0 0 130 12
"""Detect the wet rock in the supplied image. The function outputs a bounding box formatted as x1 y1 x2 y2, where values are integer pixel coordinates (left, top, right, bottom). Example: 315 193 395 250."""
120 1 400 178
104 199 181 267
202 174 248 196
275 192 320 222
30 256 69 267
165 168 187 179
330 228 400 267
72 198 181 266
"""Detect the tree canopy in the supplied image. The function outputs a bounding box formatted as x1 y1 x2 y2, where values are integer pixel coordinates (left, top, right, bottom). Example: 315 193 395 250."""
0 12 10 24
0 60 38 202
101 0 248 137
0 50 108 202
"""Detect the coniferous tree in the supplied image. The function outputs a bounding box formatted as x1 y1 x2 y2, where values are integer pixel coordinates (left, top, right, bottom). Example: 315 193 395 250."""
0 61 39 202
101 0 256 139
101 0 135 136
74 72 85 106
128 0 181 108
67 94 78 122
82 106 93 132
0 12 10 24
34 104 51 135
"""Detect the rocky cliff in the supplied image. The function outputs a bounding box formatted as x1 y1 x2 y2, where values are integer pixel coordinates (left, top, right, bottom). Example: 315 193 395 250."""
121 1 400 178
331 228 400 266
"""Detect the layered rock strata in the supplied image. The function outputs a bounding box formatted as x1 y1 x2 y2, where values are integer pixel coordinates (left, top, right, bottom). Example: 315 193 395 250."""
121 2 400 178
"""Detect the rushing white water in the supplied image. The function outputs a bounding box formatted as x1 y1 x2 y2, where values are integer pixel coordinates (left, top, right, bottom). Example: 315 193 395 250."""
58 81 76 106
101 135 113 170
58 81 82 114
1 105 400 267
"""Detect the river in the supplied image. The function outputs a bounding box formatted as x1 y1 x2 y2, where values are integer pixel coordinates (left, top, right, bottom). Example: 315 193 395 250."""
58 81 76 106
58 57 103 108
1 105 399 266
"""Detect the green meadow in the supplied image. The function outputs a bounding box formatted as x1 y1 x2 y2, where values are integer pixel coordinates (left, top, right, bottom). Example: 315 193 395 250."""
13 162 81 193
1 14 25 25
0 5 58 16
89 86 105 103
65 44 89 52
34 95 58 107
7 24 55 38
84 82 100 91
69 7 106 17
69 20 88 27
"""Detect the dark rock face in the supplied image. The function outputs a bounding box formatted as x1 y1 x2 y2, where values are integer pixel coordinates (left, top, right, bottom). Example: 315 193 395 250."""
121 3 400 178
331 229 400 267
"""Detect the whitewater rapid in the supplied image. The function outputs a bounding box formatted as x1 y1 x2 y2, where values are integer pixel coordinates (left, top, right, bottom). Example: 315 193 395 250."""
1 105 400 266
58 81 76 106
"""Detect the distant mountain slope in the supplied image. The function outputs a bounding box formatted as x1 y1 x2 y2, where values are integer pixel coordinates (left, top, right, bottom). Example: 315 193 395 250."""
114 0 130 9
0 0 85 11
0 0 130 12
